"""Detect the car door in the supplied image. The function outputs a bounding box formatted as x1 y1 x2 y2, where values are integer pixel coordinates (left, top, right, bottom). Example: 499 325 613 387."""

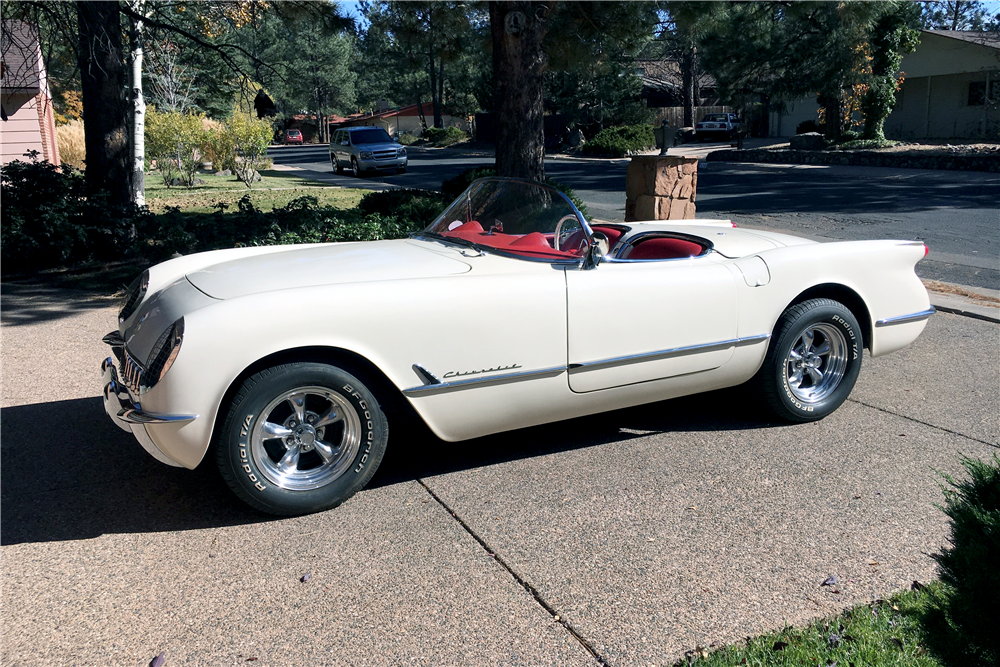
565 256 739 393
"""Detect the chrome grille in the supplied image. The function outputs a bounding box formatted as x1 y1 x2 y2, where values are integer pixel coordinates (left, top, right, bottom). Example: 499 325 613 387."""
120 350 146 394
373 149 398 161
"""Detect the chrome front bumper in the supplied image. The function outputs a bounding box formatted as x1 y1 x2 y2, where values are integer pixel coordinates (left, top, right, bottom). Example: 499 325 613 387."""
101 356 197 428
102 331 198 467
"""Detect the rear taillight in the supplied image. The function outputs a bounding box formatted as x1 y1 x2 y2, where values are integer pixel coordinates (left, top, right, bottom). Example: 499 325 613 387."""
731 221 737 228
924 244 929 257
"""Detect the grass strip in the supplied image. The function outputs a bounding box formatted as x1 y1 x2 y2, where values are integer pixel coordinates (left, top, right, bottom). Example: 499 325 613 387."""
674 581 975 667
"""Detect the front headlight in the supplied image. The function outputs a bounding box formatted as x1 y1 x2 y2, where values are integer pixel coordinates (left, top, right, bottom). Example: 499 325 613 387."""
145 317 184 388
119 270 149 324
359 151 374 159
397 147 407 157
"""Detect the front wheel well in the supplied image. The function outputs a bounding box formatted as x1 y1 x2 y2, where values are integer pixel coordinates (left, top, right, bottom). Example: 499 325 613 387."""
212 346 424 457
786 284 872 350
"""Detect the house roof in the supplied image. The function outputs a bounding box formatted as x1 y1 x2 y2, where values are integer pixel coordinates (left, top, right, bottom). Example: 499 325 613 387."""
1 20 43 93
635 59 717 93
924 30 1000 49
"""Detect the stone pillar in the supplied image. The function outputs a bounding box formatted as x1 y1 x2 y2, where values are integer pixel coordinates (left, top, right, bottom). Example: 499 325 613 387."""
624 155 698 221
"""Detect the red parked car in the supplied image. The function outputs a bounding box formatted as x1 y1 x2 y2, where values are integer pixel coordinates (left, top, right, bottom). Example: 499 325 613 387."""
283 129 303 145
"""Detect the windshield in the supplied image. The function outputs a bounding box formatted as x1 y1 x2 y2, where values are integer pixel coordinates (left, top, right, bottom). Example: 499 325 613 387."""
421 178 590 261
350 128 392 144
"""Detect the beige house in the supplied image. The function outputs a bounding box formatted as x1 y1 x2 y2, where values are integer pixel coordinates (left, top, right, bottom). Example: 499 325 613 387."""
886 31 999 139
1 20 59 165
769 30 1000 140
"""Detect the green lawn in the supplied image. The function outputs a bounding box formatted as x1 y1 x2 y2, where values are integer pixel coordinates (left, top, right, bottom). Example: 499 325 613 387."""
144 169 366 214
675 581 978 667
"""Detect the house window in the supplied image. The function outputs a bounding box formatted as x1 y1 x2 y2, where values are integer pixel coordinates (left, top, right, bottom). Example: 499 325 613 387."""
968 80 997 106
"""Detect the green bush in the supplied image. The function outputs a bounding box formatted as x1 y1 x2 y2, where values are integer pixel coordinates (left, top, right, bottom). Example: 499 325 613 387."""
135 195 422 262
358 188 452 228
423 126 467 147
1 157 147 273
580 124 655 157
836 138 901 150
927 454 1000 665
440 167 590 220
145 109 208 188
226 111 274 188
397 133 419 146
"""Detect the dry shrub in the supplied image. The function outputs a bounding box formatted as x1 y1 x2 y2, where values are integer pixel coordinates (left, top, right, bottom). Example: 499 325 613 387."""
56 119 86 169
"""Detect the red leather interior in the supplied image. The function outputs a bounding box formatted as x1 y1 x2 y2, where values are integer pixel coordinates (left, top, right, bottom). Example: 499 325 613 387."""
592 225 626 248
626 237 705 260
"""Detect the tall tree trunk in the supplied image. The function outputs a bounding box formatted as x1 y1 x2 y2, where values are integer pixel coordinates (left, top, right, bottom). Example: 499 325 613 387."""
128 1 145 207
414 84 427 131
427 9 444 128
490 0 550 181
78 0 131 204
681 33 696 128
437 58 445 129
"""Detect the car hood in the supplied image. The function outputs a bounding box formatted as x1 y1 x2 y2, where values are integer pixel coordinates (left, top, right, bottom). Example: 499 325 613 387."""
185 240 471 299
356 141 400 152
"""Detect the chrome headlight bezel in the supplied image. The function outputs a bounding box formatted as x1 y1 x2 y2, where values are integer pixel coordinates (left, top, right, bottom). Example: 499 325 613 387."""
359 150 374 159
119 270 149 324
144 317 184 390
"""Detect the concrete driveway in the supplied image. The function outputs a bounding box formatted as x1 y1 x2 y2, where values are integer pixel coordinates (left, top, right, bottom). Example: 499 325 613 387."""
2 284 997 666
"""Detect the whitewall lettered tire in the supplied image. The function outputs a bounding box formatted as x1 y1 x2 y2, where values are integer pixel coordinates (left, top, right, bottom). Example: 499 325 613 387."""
216 363 388 515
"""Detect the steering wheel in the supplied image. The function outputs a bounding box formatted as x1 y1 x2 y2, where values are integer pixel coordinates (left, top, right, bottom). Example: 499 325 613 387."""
553 214 582 251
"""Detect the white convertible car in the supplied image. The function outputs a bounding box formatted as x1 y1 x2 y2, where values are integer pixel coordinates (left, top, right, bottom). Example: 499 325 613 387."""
102 178 934 515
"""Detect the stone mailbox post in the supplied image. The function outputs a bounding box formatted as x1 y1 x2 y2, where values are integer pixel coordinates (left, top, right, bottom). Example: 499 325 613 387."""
624 155 698 221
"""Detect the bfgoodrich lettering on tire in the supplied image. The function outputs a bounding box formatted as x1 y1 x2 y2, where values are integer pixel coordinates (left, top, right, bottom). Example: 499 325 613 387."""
754 298 863 423
216 363 388 516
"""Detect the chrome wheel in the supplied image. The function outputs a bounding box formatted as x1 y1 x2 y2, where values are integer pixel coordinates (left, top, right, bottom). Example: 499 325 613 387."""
251 386 362 491
783 323 848 403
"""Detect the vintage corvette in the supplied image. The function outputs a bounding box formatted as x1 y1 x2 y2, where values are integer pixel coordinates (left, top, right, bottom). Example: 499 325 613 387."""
101 178 934 515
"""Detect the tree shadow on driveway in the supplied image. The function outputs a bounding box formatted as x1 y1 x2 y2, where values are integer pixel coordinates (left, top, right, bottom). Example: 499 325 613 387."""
0 387 781 546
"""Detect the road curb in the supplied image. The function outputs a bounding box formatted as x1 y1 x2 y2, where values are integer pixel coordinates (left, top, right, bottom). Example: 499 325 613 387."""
926 284 1000 324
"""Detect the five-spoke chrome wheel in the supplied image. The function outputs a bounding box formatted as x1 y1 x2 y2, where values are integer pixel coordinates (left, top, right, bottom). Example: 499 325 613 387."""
217 363 388 516
753 298 863 423
251 386 361 491
783 323 848 404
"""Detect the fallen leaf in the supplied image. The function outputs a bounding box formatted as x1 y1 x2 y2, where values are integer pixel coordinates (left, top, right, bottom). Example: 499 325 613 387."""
892 604 899 611
911 580 925 591
869 560 880 566
821 576 839 587
772 641 788 651
150 652 166 667
890 637 904 649
300 572 312 583
246 659 259 663
829 633 841 647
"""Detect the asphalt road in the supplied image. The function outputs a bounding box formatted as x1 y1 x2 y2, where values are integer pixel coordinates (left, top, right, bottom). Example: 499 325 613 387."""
1 284 997 666
269 143 1000 290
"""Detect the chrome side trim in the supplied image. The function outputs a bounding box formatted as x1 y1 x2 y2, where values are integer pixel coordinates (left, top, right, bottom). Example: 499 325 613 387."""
412 363 442 385
875 307 936 328
403 365 566 396
568 334 770 374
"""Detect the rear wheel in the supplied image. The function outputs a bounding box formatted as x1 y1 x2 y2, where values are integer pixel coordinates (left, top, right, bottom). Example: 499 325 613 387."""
216 363 388 515
753 298 863 422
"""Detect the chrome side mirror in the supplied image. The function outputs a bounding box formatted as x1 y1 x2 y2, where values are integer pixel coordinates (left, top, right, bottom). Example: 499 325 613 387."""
585 232 608 269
